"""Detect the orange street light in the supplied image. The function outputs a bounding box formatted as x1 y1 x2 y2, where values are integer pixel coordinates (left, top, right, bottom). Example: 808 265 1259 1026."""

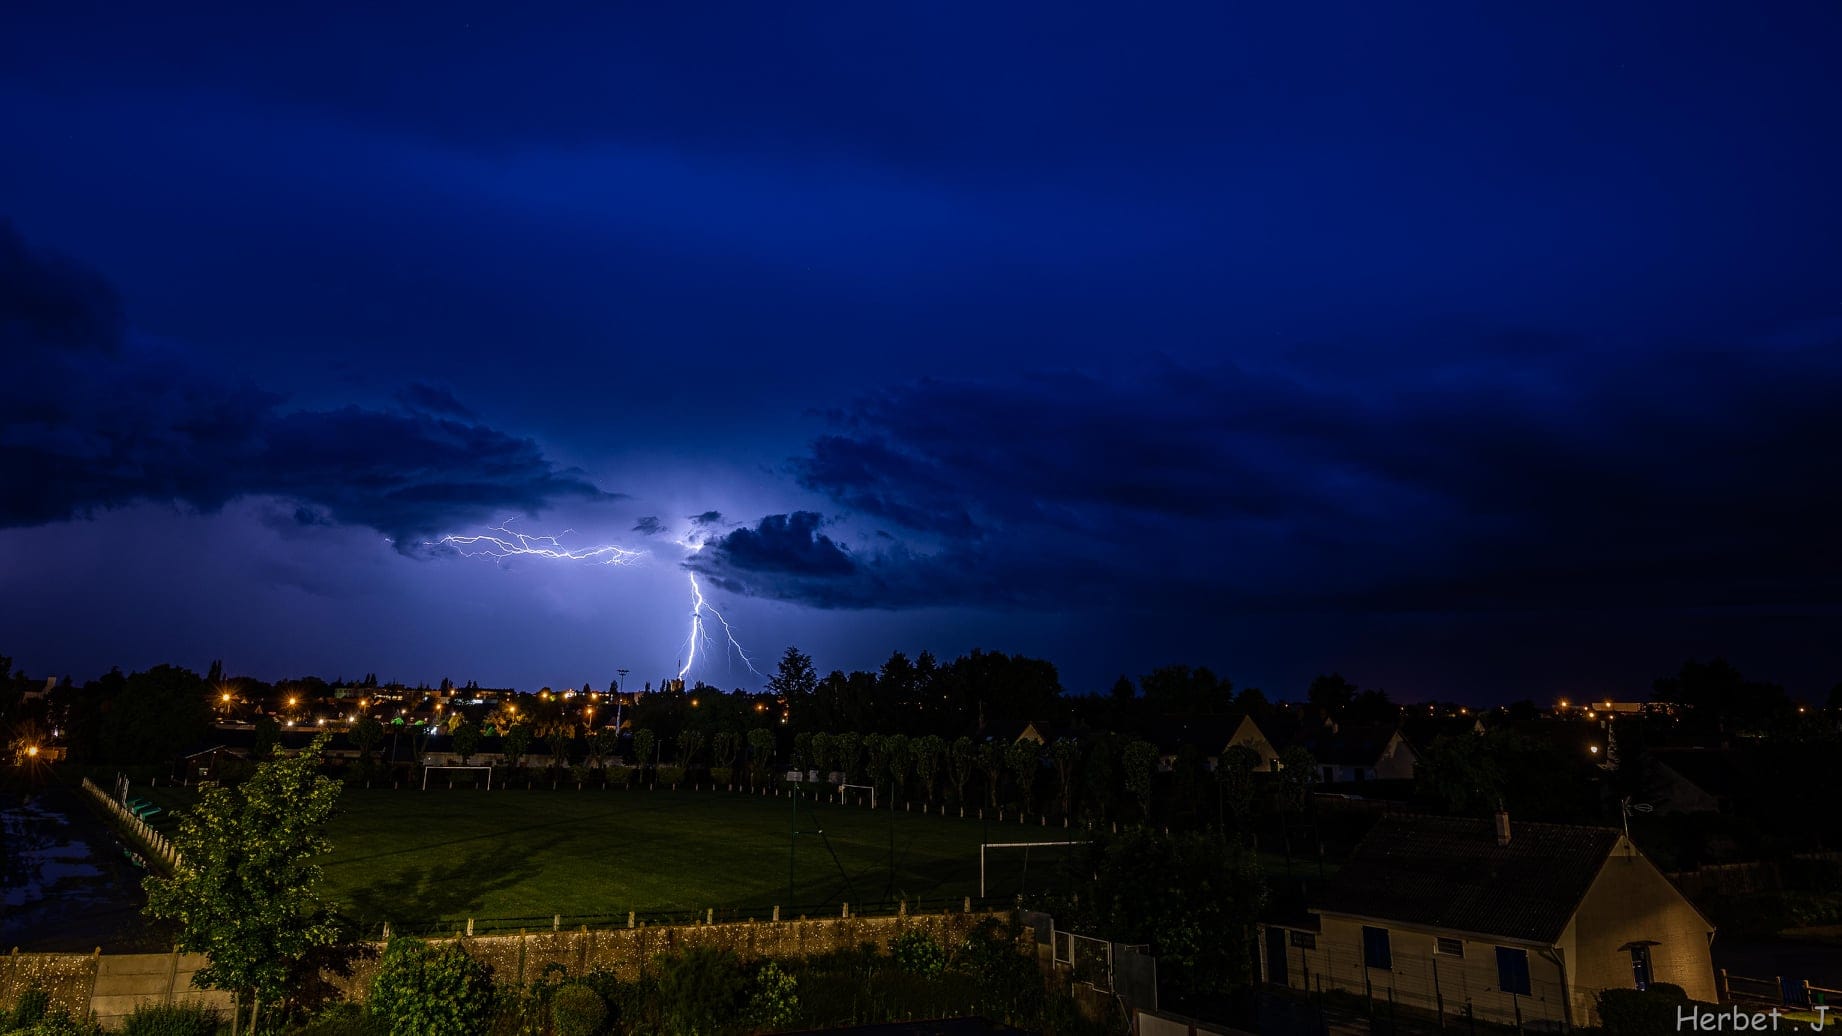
27 745 39 758
1589 745 1600 755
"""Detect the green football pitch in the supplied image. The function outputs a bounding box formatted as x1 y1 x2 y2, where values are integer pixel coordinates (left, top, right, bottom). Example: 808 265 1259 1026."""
143 783 1086 930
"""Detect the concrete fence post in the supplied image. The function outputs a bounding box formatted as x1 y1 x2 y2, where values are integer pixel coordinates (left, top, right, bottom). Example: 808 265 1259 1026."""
628 912 635 929
465 918 474 937
772 906 780 922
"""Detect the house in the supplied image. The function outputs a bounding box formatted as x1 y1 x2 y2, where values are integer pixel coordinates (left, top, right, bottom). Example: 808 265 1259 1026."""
1647 749 1744 815
1261 812 1716 1029
174 745 249 783
1295 724 1418 783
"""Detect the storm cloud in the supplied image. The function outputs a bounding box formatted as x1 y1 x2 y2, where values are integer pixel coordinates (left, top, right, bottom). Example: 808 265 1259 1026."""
0 222 610 545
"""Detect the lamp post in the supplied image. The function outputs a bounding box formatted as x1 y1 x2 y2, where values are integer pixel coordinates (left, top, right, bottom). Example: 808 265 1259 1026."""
616 669 629 733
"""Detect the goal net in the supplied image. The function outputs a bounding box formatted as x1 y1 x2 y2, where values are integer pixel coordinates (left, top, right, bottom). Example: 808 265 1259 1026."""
837 783 875 808
423 765 493 790
979 840 1086 897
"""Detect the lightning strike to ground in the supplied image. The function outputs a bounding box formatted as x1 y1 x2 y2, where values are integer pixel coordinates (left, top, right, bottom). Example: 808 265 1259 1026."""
432 520 761 684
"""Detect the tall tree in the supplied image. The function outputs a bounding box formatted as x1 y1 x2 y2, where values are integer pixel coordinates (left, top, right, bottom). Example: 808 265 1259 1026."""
767 646 819 728
1051 738 1082 818
1005 741 1042 814
144 733 342 1028
1122 740 1159 823
1306 673 1358 714
103 664 213 763
913 734 946 804
978 741 1007 809
948 736 976 805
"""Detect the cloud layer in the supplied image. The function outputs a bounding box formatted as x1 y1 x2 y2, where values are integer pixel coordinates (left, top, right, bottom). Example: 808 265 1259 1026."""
0 222 609 545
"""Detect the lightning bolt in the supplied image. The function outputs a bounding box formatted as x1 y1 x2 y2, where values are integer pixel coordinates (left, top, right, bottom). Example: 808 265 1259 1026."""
436 521 644 565
682 572 762 679
432 520 761 684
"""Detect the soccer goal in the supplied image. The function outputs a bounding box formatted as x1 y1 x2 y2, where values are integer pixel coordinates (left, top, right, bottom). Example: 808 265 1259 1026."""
980 840 1086 897
838 783 875 808
423 765 493 790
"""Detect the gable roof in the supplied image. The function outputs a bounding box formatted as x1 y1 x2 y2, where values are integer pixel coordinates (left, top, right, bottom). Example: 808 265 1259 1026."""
1298 724 1410 767
1311 814 1620 944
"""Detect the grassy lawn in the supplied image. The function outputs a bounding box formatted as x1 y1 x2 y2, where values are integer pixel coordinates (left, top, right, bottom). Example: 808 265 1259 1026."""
142 783 1087 930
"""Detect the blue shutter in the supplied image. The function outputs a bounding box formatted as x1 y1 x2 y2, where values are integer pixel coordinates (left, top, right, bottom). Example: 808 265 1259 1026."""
1496 947 1532 995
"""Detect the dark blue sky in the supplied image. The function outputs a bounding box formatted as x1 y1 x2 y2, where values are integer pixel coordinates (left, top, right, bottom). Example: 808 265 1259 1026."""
3 2 1839 701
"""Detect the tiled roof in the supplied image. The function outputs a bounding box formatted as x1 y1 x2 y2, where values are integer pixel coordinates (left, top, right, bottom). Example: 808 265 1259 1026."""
1311 814 1620 943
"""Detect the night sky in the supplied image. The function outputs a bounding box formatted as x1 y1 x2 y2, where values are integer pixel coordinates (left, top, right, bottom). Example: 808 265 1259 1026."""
4 3 1840 702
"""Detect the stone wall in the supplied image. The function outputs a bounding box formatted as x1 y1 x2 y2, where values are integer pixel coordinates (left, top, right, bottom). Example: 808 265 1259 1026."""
0 909 1007 1030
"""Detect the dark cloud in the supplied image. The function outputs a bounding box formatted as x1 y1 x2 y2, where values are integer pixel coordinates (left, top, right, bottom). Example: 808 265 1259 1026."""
394 382 475 419
690 510 726 527
0 224 610 545
767 348 1842 614
632 516 667 536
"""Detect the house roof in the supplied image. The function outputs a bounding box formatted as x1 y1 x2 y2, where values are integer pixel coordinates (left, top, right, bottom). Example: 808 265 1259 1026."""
1311 814 1621 944
1297 724 1407 767
1649 749 1746 799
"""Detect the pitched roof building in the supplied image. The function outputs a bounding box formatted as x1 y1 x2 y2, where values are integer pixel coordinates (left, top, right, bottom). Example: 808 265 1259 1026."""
1262 812 1716 1028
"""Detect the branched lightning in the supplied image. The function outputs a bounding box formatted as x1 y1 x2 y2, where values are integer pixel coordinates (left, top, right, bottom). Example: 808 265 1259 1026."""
432 519 761 684
682 572 762 679
435 521 644 565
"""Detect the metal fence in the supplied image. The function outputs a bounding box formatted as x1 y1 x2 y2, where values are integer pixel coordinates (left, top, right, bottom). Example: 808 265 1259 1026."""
363 895 1019 940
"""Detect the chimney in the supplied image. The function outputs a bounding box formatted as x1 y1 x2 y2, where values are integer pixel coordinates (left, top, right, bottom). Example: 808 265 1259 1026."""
1494 808 1512 847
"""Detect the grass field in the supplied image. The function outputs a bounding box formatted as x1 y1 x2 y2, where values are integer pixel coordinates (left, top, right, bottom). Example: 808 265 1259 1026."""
139 783 1086 930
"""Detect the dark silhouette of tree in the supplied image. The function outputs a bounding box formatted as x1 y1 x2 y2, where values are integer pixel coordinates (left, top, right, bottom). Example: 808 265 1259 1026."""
103 664 213 763
1307 673 1358 714
766 646 818 726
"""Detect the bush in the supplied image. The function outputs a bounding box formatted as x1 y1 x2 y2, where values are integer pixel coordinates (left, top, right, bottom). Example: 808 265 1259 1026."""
7 1008 102 1036
655 765 685 787
656 946 745 1035
287 1003 388 1035
8 989 50 1028
709 766 733 786
549 984 606 1036
602 764 632 788
890 929 946 976
747 962 798 1031
1597 985 1696 1036
368 938 496 1036
119 1002 220 1036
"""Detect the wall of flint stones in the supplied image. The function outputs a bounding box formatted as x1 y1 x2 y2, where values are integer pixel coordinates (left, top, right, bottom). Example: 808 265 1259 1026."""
0 910 1010 1030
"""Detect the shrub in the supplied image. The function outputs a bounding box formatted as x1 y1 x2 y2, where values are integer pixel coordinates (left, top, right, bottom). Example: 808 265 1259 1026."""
289 1003 388 1035
1597 985 1695 1036
747 962 798 1031
656 765 685 787
368 938 496 1036
9 988 50 1028
603 763 632 787
10 1008 102 1036
656 946 745 1035
709 766 733 786
890 929 946 976
119 1002 220 1036
549 984 607 1036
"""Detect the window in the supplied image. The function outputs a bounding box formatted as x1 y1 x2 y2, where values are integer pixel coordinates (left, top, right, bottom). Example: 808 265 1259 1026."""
1290 931 1316 950
1496 947 1532 996
1362 926 1392 971
1630 945 1653 990
1435 937 1464 958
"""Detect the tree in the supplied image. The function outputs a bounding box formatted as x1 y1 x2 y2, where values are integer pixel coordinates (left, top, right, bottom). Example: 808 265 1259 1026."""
884 733 912 803
251 716 280 760
746 727 777 785
502 723 533 771
914 734 946 803
676 728 705 770
766 647 819 727
589 725 617 770
632 729 657 775
1051 738 1082 818
712 730 741 782
948 736 976 805
1306 673 1358 714
833 731 863 783
1140 665 1231 719
369 937 495 1036
1005 741 1042 814
1217 743 1261 832
451 719 482 765
351 715 384 768
978 741 1007 808
144 733 342 1028
809 731 834 775
1275 745 1318 873
545 724 573 777
102 664 213 763
1122 739 1158 823
1415 733 1505 815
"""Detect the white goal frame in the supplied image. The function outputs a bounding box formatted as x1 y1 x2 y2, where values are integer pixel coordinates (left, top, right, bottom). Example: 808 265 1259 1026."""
980 840 1086 897
838 782 876 808
423 765 493 790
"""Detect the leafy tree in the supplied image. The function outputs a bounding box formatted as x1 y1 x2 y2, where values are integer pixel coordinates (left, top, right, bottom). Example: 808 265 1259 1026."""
1306 673 1358 714
676 728 705 769
1049 738 1081 818
1122 739 1158 822
914 734 946 803
948 736 976 805
351 715 384 767
1415 733 1505 814
1217 743 1261 832
809 731 834 774
833 730 863 783
102 664 213 763
862 733 889 793
545 725 573 775
143 733 342 1024
589 725 617 770
711 730 741 774
451 718 482 764
1140 665 1231 719
1655 658 1793 734
369 937 495 1036
1047 829 1267 999
1082 737 1120 823
656 945 746 1035
251 716 280 760
747 727 777 785
1275 745 1318 873
748 961 799 1032
978 740 1007 808
884 733 913 801
502 723 533 771
1345 688 1399 725
1005 740 1041 814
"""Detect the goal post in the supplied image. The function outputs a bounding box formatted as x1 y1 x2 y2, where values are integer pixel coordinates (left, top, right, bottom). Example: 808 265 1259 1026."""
423 765 493 790
980 840 1086 897
838 783 875 809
